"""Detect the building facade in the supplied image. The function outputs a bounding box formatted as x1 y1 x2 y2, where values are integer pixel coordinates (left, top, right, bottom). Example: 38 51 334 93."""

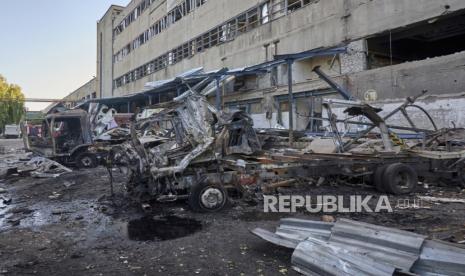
63 77 97 108
66 0 465 130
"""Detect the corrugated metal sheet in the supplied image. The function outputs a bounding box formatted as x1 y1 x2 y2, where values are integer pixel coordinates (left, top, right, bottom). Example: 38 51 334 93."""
251 218 333 249
144 67 204 90
248 218 334 248
411 240 465 276
329 219 426 272
292 237 396 276
252 218 465 276
251 228 300 249
276 218 334 242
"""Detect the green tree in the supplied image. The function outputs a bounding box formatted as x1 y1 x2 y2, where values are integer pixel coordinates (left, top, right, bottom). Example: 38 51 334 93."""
0 75 26 131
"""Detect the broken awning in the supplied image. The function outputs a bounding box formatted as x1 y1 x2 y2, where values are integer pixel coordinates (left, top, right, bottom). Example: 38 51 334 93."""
74 45 347 110
74 68 208 110
143 67 204 90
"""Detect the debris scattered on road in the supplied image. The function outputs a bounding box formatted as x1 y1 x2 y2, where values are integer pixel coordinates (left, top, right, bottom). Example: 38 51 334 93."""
418 196 465 204
24 157 72 178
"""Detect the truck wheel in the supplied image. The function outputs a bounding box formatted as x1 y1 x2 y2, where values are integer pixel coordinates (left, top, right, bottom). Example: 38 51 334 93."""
76 153 98 169
373 165 389 193
383 163 417 195
188 182 228 212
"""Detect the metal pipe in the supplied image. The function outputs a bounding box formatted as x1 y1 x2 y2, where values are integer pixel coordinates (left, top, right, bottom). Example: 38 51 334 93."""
305 116 434 133
313 66 353 100
287 59 294 145
215 77 221 110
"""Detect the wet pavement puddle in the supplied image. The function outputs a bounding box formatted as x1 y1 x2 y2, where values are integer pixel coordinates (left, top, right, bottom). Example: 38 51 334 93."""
127 215 202 241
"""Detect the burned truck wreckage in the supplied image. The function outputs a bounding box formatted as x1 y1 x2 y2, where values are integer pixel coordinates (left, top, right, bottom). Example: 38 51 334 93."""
106 66 465 212
18 46 465 211
109 91 262 211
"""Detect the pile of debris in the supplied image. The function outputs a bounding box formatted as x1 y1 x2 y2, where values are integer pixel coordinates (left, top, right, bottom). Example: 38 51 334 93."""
252 218 465 276
0 153 72 179
89 104 131 142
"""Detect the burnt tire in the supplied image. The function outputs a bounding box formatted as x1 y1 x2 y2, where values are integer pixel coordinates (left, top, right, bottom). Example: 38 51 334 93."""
75 153 98 169
188 182 228 212
382 163 417 195
373 164 389 193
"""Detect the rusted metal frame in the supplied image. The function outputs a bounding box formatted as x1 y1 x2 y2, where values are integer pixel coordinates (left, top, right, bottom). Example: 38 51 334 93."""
313 66 353 100
342 91 430 151
447 156 465 169
270 150 417 163
379 121 393 152
400 107 417 129
324 103 344 153
286 59 295 146
215 77 222 110
306 116 433 133
405 104 438 131
49 117 57 156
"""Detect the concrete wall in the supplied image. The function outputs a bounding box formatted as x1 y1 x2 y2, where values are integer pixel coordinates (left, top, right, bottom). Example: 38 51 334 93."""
97 5 124 99
61 0 465 129
112 0 262 95
109 0 465 97
63 78 97 107
348 50 465 100
329 93 465 132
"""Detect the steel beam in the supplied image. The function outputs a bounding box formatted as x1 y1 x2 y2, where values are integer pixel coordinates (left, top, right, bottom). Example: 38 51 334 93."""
287 59 294 145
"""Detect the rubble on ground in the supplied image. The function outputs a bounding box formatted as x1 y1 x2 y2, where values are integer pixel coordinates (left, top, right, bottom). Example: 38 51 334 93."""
0 154 72 179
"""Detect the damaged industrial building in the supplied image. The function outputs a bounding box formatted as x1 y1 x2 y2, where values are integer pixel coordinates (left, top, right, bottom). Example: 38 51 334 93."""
2 0 465 275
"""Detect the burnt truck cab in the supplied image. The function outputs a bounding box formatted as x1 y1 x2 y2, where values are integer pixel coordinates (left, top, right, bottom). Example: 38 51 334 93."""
23 110 100 168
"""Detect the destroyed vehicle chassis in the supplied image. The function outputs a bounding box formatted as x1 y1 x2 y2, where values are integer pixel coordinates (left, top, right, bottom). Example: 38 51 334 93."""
231 151 465 195
123 151 465 213
125 164 241 212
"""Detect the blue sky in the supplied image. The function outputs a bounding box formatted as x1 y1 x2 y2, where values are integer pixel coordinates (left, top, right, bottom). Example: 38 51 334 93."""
0 0 129 110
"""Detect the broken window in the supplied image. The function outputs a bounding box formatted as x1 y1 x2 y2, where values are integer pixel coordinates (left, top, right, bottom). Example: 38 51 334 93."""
220 20 236 42
237 14 247 34
195 0 206 8
233 75 258 92
210 28 219 47
247 8 259 30
279 101 290 112
249 102 263 114
114 0 314 87
367 12 465 69
189 41 196 56
261 3 270 24
196 37 203 53
287 0 302 12
113 0 156 36
202 33 211 49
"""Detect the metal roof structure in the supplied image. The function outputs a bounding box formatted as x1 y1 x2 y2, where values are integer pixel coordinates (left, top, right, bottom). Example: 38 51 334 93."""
74 46 347 111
